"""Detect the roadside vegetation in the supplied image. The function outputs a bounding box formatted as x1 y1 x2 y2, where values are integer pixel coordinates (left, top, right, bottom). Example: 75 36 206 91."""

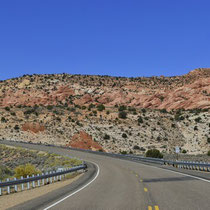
146 149 163 159
0 144 82 180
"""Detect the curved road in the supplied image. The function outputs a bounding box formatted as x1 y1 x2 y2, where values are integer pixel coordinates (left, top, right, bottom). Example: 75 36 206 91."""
2 141 210 210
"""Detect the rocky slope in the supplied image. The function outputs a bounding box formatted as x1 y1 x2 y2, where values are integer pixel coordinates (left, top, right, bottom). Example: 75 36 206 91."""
0 68 209 155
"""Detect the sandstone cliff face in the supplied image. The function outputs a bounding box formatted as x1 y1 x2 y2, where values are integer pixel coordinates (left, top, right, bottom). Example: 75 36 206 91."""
0 68 209 111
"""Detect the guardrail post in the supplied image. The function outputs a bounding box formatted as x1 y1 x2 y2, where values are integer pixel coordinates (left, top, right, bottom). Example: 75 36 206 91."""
27 175 30 189
54 171 56 181
37 174 40 187
14 177 18 192
0 180 2 196
63 169 66 179
46 172 49 183
32 175 35 188
7 178 10 194
42 173 45 185
50 172 52 183
21 176 24 191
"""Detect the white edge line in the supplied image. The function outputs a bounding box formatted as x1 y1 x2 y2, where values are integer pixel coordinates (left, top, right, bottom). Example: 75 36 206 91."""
141 163 210 183
43 161 100 210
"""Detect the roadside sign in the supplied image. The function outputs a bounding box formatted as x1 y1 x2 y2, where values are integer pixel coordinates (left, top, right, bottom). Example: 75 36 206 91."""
175 146 180 154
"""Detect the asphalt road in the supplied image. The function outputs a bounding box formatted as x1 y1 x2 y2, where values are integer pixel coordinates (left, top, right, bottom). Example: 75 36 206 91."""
2 140 210 210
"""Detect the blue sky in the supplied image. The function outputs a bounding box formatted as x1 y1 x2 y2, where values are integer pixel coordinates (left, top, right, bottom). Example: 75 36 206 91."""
0 0 210 80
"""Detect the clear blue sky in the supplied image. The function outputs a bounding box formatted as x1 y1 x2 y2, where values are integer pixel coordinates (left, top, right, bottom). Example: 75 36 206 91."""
0 0 210 80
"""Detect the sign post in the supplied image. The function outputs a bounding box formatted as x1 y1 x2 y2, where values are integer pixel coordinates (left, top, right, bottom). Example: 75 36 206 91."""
175 146 180 160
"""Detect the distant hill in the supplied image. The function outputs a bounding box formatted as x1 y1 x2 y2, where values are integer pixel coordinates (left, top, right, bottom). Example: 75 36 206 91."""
0 68 209 155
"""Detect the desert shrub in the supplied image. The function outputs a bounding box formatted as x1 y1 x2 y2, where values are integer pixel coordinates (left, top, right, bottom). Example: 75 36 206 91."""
120 151 127 155
118 111 127 119
118 105 127 112
122 133 127 138
133 145 140 150
104 134 110 140
11 112 16 116
171 123 176 128
97 104 105 111
194 117 201 123
160 109 167 113
5 107 10 111
1 117 6 122
14 125 20 130
138 116 143 124
208 150 210 156
0 165 13 180
194 126 198 131
182 149 187 154
88 104 95 110
174 113 182 121
128 107 136 112
156 136 161 141
140 147 146 151
56 117 61 122
81 106 86 110
47 105 53 110
93 110 97 115
24 108 36 115
146 149 163 158
14 163 41 178
207 137 210 144
142 108 146 113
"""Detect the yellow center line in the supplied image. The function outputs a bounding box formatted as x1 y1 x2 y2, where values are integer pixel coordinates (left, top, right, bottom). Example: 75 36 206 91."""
148 206 152 210
144 187 148 192
154 206 159 210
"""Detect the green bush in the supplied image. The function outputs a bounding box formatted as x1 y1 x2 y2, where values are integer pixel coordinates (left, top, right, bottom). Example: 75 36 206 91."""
97 104 105 111
194 117 201 123
133 145 140 150
14 163 41 178
47 105 53 110
182 149 187 154
118 105 127 112
104 134 110 140
5 107 10 111
118 111 127 119
128 107 136 112
14 125 20 130
146 149 163 158
1 117 6 123
122 133 127 138
0 165 13 180
138 116 143 124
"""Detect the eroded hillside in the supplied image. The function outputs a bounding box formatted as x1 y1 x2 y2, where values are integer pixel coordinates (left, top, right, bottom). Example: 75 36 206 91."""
0 68 209 155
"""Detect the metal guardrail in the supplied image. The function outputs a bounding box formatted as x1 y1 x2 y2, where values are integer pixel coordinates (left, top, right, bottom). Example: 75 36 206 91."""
0 164 87 196
63 146 210 172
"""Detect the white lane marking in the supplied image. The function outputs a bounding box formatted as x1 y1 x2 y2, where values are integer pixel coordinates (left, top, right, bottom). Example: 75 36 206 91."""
141 164 210 183
43 162 100 210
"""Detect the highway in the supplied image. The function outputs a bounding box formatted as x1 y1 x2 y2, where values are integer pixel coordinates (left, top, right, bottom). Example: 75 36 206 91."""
2 140 210 210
